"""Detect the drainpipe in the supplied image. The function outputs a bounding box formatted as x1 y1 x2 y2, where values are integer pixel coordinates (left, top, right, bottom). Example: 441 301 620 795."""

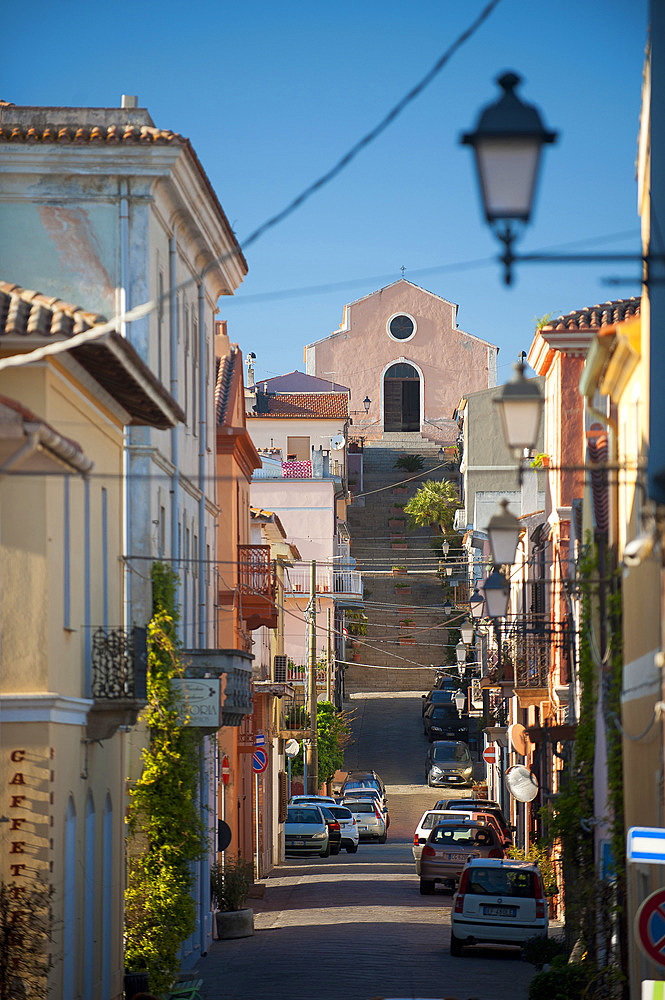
169 232 180 614
198 283 207 648
0 432 39 475
120 180 131 627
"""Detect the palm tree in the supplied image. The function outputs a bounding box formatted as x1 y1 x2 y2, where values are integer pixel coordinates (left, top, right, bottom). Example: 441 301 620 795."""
403 479 461 533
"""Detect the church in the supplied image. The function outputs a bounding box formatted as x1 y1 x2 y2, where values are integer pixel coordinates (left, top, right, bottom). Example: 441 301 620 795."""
304 279 498 442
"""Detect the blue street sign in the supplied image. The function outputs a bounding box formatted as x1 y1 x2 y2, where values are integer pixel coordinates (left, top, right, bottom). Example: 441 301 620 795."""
627 827 665 865
255 731 266 748
252 748 268 774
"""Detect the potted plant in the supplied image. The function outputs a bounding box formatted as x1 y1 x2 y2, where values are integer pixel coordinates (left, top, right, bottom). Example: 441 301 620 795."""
392 565 408 576
211 855 255 939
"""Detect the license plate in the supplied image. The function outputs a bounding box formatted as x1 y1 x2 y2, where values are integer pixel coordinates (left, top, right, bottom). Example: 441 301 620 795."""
288 840 305 847
358 826 369 832
446 853 470 862
483 905 517 917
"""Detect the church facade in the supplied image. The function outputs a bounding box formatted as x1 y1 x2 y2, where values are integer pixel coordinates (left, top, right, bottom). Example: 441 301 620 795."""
304 280 498 442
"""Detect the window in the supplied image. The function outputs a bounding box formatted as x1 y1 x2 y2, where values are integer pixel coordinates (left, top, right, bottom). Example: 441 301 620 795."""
286 436 311 462
387 313 416 341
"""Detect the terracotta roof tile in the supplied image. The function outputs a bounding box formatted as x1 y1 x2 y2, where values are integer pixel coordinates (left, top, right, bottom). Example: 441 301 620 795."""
0 122 186 146
250 392 349 419
543 297 641 334
0 280 184 428
214 346 240 426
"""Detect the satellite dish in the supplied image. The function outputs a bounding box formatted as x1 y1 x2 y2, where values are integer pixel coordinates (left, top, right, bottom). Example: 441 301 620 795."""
508 722 528 756
505 764 539 802
284 739 300 758
330 435 345 450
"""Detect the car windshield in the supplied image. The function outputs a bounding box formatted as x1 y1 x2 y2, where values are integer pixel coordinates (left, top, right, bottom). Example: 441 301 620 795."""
343 789 379 799
344 780 378 791
432 745 470 762
431 707 458 720
466 868 536 897
329 807 353 821
430 826 492 846
421 812 455 829
345 801 376 814
287 808 321 824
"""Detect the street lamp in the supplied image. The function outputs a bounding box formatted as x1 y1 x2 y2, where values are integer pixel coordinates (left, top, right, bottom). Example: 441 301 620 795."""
456 639 467 666
438 446 445 462
441 538 450 558
469 587 485 621
494 360 543 458
363 396 371 414
461 72 557 285
443 599 453 617
454 689 467 718
460 619 474 646
487 498 522 567
482 568 510 619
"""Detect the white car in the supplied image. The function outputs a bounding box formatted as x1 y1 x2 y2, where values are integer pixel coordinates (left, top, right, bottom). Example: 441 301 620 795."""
341 797 387 843
289 794 337 807
338 787 390 828
450 858 548 956
326 804 359 853
412 810 472 872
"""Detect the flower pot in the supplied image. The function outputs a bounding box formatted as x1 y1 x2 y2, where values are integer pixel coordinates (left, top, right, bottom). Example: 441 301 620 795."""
395 586 411 595
215 907 254 940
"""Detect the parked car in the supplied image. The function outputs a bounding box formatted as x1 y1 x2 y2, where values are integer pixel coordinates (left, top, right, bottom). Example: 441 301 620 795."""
421 688 455 716
423 703 469 743
436 799 513 843
434 670 460 690
343 769 386 796
468 810 512 847
412 809 473 871
326 805 359 853
289 794 337 807
318 805 342 855
285 805 330 857
341 797 387 843
418 821 504 894
339 787 390 828
450 858 548 956
425 741 474 787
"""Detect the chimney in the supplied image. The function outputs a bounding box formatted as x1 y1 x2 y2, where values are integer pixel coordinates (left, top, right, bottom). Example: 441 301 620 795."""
121 95 138 109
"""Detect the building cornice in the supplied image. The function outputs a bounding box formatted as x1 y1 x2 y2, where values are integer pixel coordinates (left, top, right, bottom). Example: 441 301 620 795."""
1 693 93 725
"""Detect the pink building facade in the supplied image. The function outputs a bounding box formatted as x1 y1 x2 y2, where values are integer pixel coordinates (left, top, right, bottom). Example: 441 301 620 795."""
304 279 498 442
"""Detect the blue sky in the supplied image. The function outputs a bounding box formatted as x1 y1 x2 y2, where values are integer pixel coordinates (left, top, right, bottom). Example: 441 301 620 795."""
2 0 647 386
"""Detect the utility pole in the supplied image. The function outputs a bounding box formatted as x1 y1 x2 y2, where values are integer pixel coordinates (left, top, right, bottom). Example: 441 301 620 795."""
307 560 318 793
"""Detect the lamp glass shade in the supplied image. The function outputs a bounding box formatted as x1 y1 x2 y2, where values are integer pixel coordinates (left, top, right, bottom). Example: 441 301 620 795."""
460 619 474 645
445 565 453 576
454 690 466 713
441 539 450 558
487 499 521 567
495 363 543 453
469 588 485 620
456 640 467 665
443 600 453 617
473 139 542 223
482 568 510 618
363 396 371 414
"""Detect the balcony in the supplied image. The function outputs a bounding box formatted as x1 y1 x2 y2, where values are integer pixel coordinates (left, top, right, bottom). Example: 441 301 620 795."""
182 648 253 726
87 626 148 740
506 628 550 707
284 563 363 606
219 545 278 630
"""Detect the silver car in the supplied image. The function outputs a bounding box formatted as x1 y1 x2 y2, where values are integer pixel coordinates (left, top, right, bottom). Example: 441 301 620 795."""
285 805 330 857
425 741 474 787
341 797 387 843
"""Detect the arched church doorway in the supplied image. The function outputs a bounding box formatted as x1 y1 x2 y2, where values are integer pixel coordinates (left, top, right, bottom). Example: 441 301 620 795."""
384 362 420 432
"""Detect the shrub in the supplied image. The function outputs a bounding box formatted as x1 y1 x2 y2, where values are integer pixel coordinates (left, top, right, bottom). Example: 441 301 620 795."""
394 453 425 472
522 934 566 969
210 855 254 912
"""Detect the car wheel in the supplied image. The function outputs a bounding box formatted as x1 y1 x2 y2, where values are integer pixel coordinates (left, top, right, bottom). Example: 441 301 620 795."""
450 931 464 957
346 843 358 854
378 831 387 844
320 843 330 858
331 845 341 855
419 879 435 895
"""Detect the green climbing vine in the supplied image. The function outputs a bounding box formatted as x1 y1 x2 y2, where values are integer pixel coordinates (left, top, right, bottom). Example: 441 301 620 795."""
124 563 206 994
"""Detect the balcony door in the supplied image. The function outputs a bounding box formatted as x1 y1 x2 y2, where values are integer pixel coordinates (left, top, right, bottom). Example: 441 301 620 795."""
384 363 420 432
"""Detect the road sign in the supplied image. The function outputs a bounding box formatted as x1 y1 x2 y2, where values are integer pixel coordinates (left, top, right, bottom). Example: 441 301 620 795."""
255 731 266 748
628 827 665 865
252 748 268 774
483 744 499 766
221 754 230 786
636 889 665 965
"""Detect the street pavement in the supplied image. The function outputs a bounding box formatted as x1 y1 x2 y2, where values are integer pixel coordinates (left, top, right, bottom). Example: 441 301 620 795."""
193 690 550 999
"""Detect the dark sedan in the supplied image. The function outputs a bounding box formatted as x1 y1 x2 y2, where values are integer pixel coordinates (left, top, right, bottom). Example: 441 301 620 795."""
421 688 454 716
423 704 469 743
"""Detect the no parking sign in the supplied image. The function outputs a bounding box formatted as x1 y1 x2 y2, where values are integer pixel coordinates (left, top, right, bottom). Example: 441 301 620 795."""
636 888 665 966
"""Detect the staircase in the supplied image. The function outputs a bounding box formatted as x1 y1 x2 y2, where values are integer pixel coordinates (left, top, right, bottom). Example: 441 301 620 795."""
345 433 460 693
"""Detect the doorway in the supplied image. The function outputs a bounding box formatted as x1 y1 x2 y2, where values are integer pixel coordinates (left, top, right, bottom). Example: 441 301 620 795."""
383 363 420 432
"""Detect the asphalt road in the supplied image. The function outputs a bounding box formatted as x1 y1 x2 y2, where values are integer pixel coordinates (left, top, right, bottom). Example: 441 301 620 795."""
194 691 542 1000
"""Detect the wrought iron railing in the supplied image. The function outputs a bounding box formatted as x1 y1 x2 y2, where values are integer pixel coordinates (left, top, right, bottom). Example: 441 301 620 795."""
90 626 147 701
238 544 275 596
503 622 550 690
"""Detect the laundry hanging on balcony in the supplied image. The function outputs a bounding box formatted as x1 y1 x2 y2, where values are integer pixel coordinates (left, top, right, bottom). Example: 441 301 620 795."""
281 460 312 478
